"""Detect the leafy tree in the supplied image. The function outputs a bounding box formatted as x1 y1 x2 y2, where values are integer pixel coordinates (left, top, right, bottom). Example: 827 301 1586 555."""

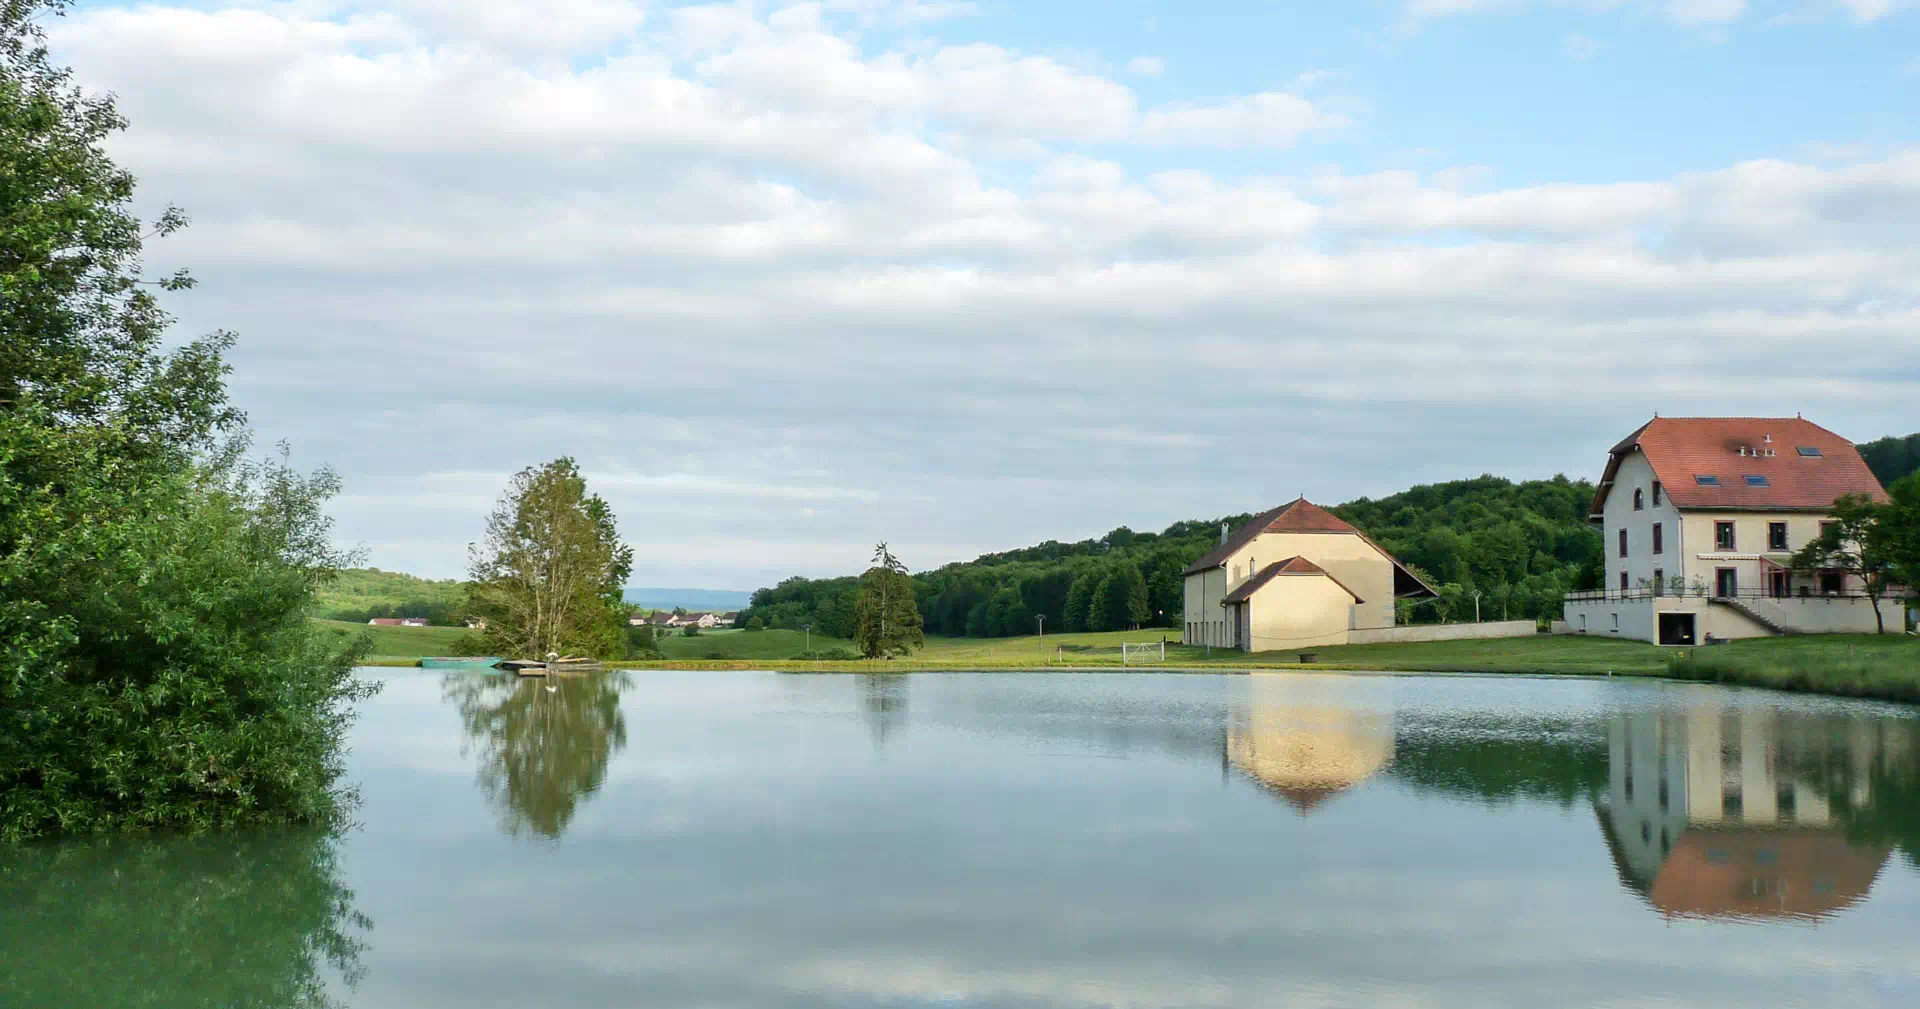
2 2 369 840
1789 493 1900 634
1062 572 1097 632
1881 475 1920 600
1858 433 1920 489
854 542 924 658
465 458 634 660
1087 571 1118 631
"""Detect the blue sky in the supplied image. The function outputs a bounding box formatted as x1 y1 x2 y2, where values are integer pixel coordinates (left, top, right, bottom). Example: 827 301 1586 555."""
48 0 1920 588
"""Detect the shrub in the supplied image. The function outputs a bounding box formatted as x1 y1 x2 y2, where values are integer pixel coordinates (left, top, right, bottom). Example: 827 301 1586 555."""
793 648 861 661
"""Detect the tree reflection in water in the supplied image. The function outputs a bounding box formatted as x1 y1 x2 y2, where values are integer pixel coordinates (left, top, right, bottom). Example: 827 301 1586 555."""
0 830 368 1009
445 670 631 840
861 674 909 750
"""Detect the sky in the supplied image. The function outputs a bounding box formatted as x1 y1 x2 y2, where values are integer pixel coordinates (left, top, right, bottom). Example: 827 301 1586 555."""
46 0 1920 590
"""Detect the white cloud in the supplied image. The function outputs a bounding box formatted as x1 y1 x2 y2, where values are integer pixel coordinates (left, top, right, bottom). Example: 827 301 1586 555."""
1665 0 1746 23
1125 55 1165 76
1140 92 1349 149
45 2 1920 588
1405 0 1756 24
1831 0 1896 21
1563 33 1602 58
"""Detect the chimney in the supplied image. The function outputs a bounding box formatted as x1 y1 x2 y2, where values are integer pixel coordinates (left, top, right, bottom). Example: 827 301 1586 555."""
1219 523 1229 546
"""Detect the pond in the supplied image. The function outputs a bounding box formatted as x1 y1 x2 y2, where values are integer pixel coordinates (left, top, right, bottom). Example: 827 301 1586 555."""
7 670 1920 1008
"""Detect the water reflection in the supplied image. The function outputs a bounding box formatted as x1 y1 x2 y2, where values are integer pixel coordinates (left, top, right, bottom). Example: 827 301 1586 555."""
0 831 367 1009
1226 674 1395 815
1596 709 1916 922
860 674 909 750
444 670 630 840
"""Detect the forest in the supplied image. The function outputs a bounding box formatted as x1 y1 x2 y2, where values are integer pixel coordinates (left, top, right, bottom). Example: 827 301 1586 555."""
738 474 1607 640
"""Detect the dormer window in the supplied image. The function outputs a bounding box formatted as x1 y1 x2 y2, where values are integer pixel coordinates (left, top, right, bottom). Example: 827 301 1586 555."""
1797 446 1823 458
1695 475 1720 486
1744 475 1770 487
1633 488 1645 511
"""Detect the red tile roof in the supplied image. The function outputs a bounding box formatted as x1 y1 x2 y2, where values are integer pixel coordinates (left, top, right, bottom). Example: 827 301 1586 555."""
1223 556 1366 604
1185 497 1436 597
1591 417 1889 517
1184 498 1360 575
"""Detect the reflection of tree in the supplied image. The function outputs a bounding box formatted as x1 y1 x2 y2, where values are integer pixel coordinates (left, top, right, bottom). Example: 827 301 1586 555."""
0 831 368 1009
1389 718 1609 808
861 674 909 749
445 671 630 840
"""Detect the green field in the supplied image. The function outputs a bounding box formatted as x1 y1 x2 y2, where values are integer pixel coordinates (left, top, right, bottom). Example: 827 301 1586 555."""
314 619 474 660
654 628 856 660
1666 634 1920 703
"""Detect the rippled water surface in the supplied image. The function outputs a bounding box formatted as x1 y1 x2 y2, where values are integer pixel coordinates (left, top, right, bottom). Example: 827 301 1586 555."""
8 670 1920 1008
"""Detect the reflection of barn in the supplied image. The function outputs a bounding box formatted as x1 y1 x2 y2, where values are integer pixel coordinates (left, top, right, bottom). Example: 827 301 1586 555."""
1594 707 1908 921
1224 674 1395 815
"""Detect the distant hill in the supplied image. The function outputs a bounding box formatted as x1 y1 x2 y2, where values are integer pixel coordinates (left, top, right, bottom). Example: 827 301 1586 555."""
623 588 752 611
1858 432 1920 488
315 568 466 625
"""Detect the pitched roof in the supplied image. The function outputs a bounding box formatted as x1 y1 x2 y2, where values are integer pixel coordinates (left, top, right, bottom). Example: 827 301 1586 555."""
1185 497 1436 598
1590 417 1889 517
1184 498 1361 575
1223 556 1366 604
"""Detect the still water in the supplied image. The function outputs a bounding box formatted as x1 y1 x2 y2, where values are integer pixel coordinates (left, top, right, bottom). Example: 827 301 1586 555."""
7 670 1920 1008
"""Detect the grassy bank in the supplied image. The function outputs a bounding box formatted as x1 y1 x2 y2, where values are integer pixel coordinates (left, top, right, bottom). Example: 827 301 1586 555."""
1665 635 1920 703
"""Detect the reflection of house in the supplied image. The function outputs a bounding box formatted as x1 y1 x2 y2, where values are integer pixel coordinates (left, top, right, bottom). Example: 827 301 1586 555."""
1594 707 1906 922
1183 498 1438 652
1224 674 1395 815
1564 417 1893 644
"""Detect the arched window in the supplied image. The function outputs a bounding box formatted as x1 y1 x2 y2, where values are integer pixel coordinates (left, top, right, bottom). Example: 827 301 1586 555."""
1633 488 1645 510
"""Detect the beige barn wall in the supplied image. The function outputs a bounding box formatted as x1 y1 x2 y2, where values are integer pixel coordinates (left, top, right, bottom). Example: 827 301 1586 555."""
1246 576 1357 651
1346 620 1538 645
1218 532 1396 630
1678 512 1864 596
1184 566 1232 648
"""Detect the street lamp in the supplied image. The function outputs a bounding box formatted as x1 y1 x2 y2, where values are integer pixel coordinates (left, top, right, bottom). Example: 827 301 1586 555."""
804 623 812 653
1035 614 1045 639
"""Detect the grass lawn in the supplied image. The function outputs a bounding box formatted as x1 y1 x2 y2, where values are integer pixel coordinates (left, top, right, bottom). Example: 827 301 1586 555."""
654 628 856 660
313 619 473 661
1667 634 1920 703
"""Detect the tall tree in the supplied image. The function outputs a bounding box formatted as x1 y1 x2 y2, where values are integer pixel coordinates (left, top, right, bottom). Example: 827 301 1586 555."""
854 542 923 658
1789 493 1900 635
1087 570 1118 632
466 458 634 659
1062 571 1097 632
2 1 370 840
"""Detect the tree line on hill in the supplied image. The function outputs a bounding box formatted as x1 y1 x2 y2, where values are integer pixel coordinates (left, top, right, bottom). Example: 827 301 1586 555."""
739 474 1609 640
1859 433 1920 489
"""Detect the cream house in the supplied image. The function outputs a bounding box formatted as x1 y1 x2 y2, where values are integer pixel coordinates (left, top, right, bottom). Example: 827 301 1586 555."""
1182 498 1439 651
1564 416 1894 644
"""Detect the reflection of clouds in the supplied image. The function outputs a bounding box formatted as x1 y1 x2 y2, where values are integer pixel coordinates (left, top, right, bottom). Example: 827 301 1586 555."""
331 670 1920 1008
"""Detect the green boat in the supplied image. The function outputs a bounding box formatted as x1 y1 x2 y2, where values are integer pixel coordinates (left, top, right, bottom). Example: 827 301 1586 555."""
419 656 501 670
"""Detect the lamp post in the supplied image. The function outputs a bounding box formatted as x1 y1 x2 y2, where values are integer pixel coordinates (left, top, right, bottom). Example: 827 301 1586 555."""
804 623 812 653
1035 614 1044 639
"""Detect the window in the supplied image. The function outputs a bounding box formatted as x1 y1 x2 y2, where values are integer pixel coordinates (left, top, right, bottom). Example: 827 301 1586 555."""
1797 446 1823 458
1744 475 1770 487
1652 523 1663 555
1821 572 1843 595
1620 571 1629 591
1619 528 1629 558
1768 522 1788 551
1820 520 1838 541
1695 474 1720 486
1715 521 1736 551
1612 613 1620 631
1653 568 1664 594
1716 568 1739 598
1633 488 1645 511
1652 481 1663 506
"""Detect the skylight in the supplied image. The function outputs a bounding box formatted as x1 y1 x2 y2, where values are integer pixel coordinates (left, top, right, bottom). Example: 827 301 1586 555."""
1797 446 1823 458
1745 475 1770 487
1694 475 1720 486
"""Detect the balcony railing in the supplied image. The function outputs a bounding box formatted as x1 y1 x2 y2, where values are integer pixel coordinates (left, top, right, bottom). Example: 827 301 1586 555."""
1565 587 1874 604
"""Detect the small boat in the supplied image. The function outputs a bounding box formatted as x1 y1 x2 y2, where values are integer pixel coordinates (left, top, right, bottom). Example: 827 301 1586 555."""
496 657 605 677
420 656 501 670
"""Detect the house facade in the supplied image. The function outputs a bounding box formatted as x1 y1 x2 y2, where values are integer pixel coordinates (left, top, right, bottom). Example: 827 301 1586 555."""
1183 498 1438 652
1564 416 1894 644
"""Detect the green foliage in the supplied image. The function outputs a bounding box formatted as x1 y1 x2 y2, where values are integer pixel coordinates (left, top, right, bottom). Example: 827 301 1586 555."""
312 567 466 624
0 830 369 1008
854 542 924 658
465 458 634 660
1858 432 1920 488
744 615 765 631
1788 492 1904 634
2 5 370 839
311 618 474 659
742 474 1602 640
681 624 700 637
793 648 862 661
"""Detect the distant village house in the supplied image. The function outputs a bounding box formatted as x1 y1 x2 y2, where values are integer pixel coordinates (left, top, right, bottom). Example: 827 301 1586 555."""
368 617 430 628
